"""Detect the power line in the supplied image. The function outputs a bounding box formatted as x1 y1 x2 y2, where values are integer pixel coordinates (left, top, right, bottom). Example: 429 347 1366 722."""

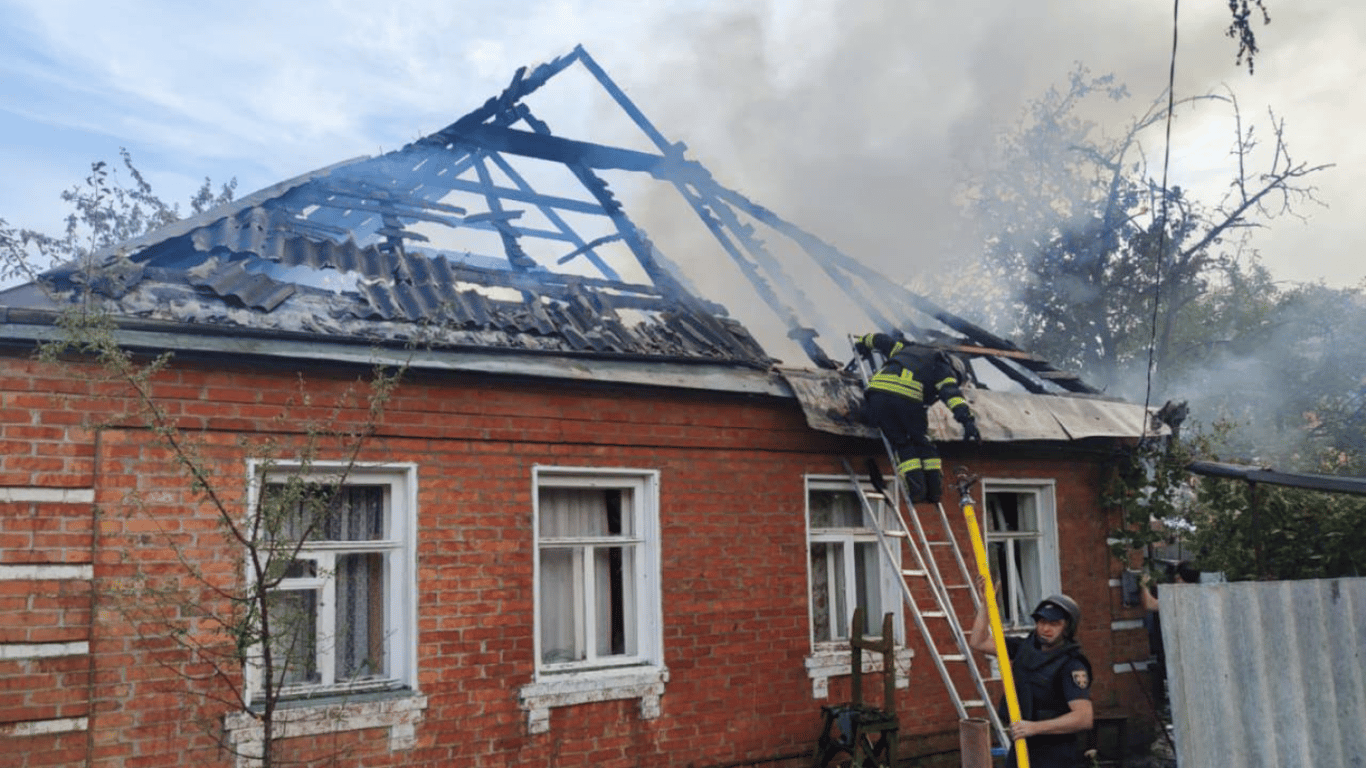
1142 0 1181 435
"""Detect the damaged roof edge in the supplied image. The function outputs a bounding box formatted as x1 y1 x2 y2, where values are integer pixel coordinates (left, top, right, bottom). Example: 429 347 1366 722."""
0 309 1159 442
777 367 1164 443
78 155 374 268
0 315 793 399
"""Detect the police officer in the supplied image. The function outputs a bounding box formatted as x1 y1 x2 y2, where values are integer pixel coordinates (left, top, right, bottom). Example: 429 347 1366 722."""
854 332 980 504
969 592 1094 767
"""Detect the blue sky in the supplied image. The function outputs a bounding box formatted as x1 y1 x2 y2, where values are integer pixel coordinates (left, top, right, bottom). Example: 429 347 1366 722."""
2 0 1363 290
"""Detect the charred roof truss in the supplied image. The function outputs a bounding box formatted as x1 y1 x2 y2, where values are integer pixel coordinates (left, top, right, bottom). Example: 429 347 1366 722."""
18 46 1098 391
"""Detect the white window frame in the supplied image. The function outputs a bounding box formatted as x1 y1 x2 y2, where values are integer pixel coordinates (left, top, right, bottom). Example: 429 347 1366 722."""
803 475 911 699
519 465 666 734
979 478 1061 632
243 461 419 706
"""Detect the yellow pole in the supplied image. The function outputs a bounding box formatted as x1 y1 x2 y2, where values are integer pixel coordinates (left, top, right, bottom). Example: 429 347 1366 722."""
959 484 1030 768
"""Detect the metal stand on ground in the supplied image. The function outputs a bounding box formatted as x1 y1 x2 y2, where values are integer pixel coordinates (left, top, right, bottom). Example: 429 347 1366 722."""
810 609 900 768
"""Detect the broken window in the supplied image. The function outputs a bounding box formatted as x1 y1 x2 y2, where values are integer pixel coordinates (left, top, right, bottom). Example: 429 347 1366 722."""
982 480 1062 630
534 468 661 673
806 478 902 646
249 465 418 703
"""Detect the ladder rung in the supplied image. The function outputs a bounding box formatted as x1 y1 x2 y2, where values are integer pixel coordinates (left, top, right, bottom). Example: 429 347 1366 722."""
927 540 954 547
864 492 887 501
922 611 947 618
942 654 968 662
901 569 926 578
883 530 907 538
962 699 988 708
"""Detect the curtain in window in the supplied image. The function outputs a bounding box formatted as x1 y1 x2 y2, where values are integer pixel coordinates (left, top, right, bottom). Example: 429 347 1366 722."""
540 548 579 663
329 486 385 541
267 589 319 686
336 552 385 680
810 542 848 642
267 483 386 542
539 487 636 664
855 542 883 636
809 490 863 528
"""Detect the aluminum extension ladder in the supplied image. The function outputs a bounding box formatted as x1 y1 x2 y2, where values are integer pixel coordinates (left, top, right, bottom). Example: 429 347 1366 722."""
842 336 1010 753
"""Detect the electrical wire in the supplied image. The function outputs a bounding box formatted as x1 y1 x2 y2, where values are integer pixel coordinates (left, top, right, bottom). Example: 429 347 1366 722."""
1142 0 1181 435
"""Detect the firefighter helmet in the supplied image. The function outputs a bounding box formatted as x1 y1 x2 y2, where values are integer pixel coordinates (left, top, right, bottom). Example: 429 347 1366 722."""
948 353 970 383
1031 594 1081 639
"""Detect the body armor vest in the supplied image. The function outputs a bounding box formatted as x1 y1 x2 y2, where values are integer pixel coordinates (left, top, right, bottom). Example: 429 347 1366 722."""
1001 634 1092 723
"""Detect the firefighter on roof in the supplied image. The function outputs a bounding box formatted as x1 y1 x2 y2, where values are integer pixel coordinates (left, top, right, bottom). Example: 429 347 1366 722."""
855 332 980 504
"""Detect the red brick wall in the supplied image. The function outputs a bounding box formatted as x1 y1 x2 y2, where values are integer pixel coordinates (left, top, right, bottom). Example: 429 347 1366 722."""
0 353 1150 767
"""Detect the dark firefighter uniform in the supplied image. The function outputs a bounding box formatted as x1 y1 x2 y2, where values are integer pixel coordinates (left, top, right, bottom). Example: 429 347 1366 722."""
999 631 1093 767
856 333 980 503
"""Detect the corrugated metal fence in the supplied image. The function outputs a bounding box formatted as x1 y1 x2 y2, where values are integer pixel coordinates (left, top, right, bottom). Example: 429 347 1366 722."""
1164 577 1366 767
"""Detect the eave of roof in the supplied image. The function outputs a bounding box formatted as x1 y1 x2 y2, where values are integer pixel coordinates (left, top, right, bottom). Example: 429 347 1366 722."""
779 367 1159 442
0 309 790 398
0 308 1157 444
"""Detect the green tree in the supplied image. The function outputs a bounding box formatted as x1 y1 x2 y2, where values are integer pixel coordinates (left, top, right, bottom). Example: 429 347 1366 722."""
966 67 1331 399
1191 458 1366 581
1106 420 1366 582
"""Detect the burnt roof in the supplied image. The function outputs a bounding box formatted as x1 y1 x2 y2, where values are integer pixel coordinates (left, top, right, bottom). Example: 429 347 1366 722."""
4 45 1104 396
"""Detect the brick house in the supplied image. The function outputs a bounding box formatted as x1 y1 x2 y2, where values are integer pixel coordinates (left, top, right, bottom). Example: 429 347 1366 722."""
0 49 1160 767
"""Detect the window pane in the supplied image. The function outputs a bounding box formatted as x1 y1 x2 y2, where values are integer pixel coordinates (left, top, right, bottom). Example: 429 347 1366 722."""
335 552 386 680
594 546 636 657
1015 538 1043 618
810 542 848 641
989 538 1043 626
267 590 319 686
987 490 1042 627
263 483 386 542
810 489 864 529
986 491 1038 535
282 559 316 579
854 542 883 636
328 486 386 541
988 540 1017 624
540 548 582 663
540 488 632 537
262 482 313 542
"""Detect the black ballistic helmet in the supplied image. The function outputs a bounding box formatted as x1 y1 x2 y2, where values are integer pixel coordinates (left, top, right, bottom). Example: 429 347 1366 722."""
1031 594 1081 639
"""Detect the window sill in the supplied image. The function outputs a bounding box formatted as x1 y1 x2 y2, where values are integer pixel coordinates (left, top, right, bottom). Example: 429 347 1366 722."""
804 647 913 699
518 666 669 734
223 691 427 767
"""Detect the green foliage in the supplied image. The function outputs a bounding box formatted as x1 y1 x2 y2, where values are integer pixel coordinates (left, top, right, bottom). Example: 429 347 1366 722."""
1106 420 1366 582
1189 449 1366 581
1103 435 1200 565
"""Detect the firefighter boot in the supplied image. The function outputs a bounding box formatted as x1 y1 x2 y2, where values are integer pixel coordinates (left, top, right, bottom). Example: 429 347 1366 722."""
924 458 944 504
896 457 928 504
